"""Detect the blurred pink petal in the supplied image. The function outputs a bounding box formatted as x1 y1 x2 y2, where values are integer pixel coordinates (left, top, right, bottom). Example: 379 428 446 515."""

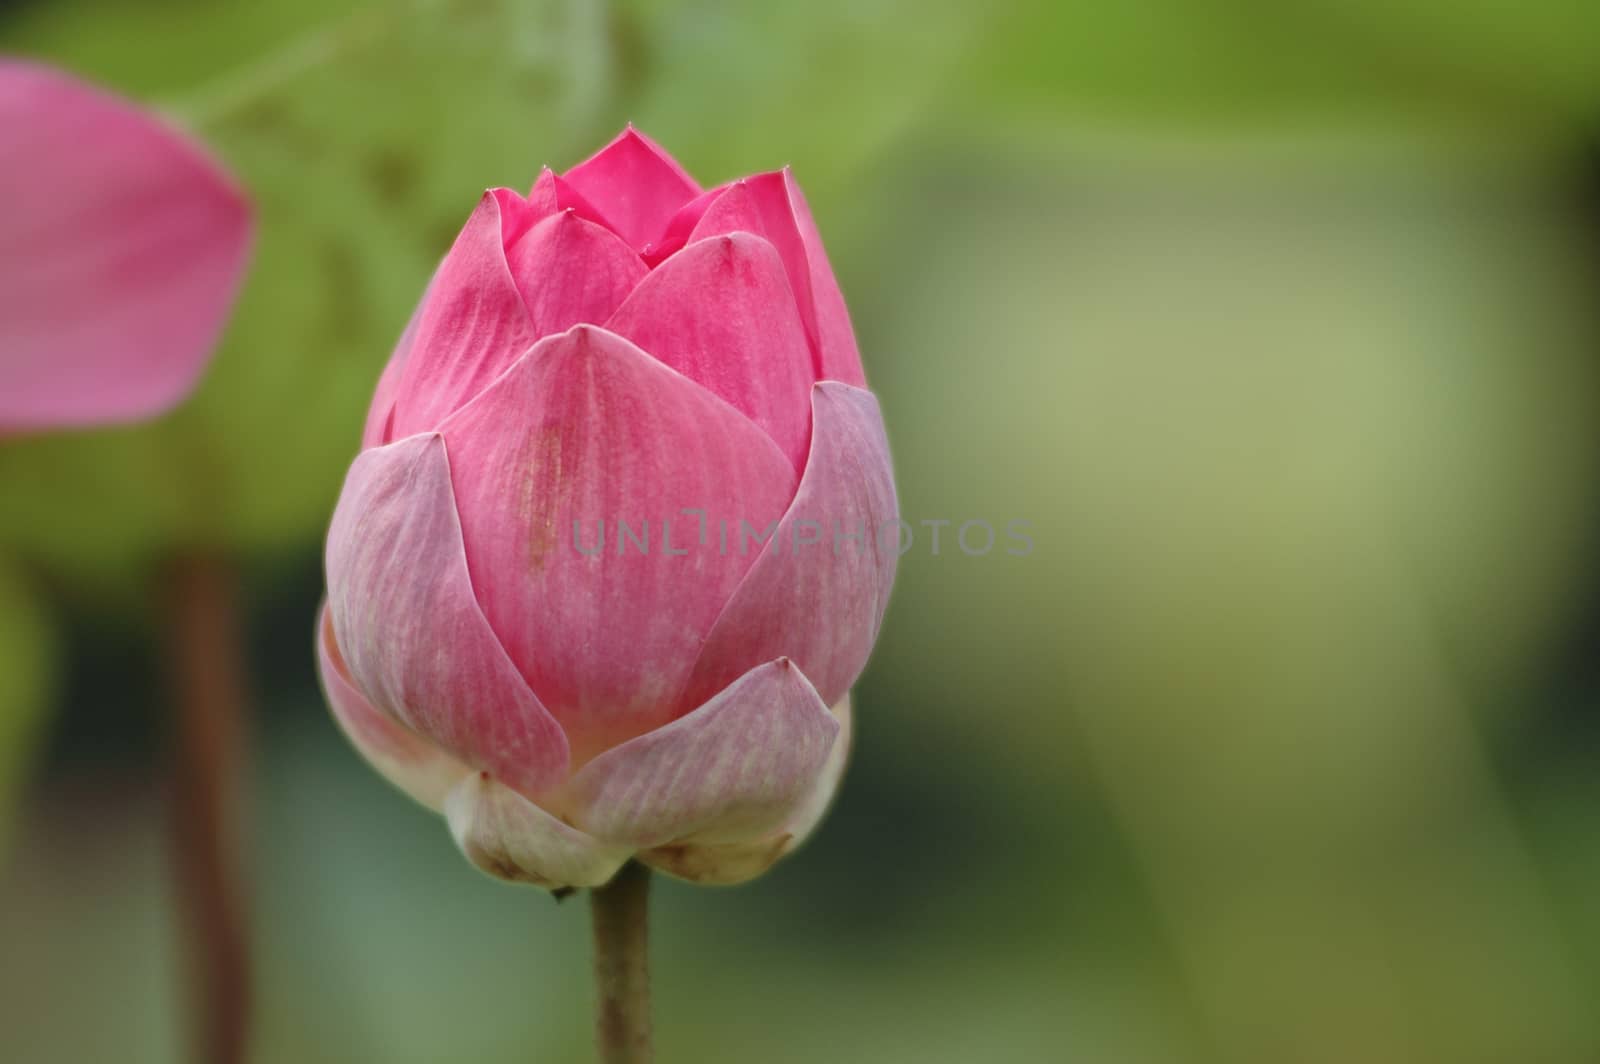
0 60 252 430
446 771 629 889
316 605 469 811
561 126 700 253
679 384 897 711
568 659 839 849
439 324 798 762
605 232 814 472
325 433 570 800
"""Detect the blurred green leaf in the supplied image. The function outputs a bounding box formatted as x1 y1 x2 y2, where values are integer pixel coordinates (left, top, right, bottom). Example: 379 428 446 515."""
0 561 54 857
954 0 1600 133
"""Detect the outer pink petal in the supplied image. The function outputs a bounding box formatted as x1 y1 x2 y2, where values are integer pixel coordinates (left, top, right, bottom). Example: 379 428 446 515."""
325 433 570 800
641 693 852 884
783 174 866 385
316 605 470 811
446 772 629 889
503 209 646 337
567 659 839 849
360 265 439 450
386 189 536 437
0 60 252 430
438 324 798 763
560 127 701 253
678 384 897 712
604 232 813 472
677 171 866 386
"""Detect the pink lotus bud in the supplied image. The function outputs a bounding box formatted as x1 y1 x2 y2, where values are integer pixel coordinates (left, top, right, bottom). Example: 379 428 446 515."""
319 128 896 887
0 61 251 431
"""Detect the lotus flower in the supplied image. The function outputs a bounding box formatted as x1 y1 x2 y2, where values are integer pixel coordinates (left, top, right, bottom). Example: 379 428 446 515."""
0 60 251 431
318 128 896 887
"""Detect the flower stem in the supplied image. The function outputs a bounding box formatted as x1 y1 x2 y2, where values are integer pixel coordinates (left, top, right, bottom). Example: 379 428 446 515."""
164 554 252 1064
590 860 653 1063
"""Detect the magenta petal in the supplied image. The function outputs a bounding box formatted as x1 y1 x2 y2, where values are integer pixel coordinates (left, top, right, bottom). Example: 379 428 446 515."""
316 605 469 811
504 209 646 337
640 693 852 884
386 189 535 437
560 127 701 253
568 659 840 849
605 233 813 472
644 185 724 265
325 433 570 799
446 773 629 889
438 325 798 762
679 384 897 711
526 166 560 218
0 61 252 430
686 172 865 385
360 265 439 450
783 174 865 385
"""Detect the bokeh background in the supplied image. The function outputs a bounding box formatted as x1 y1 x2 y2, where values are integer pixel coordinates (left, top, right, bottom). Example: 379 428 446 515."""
5 1 1600 1060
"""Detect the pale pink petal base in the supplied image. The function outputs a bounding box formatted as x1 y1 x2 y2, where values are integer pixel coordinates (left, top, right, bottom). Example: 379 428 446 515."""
316 606 469 811
567 659 840 849
446 772 630 889
639 694 853 885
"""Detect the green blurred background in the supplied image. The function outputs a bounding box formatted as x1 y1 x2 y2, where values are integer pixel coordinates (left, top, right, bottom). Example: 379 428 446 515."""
5 0 1600 1060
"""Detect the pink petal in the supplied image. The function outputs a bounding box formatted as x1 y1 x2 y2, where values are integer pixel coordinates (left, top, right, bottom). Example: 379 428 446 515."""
526 166 560 218
560 127 701 253
360 266 438 450
680 171 866 385
643 185 724 265
678 383 897 712
316 604 470 811
604 232 813 472
0 61 252 431
639 693 852 884
784 174 866 385
503 209 646 338
767 691 853 851
567 659 840 849
438 324 798 763
386 189 536 437
446 772 629 889
325 433 570 800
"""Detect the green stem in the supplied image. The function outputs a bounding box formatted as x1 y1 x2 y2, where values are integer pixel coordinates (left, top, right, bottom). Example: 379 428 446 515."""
590 861 654 1063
